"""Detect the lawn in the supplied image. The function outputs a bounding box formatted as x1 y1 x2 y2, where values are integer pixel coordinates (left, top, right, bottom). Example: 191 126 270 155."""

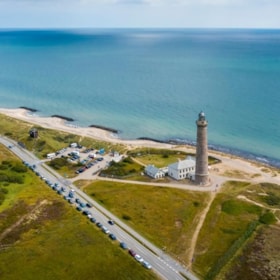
84 180 210 261
0 144 158 280
127 148 220 168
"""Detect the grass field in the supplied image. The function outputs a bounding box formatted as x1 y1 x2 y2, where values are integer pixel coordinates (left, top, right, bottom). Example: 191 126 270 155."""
192 180 279 280
0 145 159 280
83 180 210 261
128 148 220 168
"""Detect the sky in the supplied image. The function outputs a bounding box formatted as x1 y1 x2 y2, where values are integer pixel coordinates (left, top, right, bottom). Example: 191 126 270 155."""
0 0 279 29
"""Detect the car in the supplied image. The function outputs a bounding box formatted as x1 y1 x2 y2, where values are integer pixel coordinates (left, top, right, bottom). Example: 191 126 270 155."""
109 233 116 240
108 220 114 225
120 242 128 250
101 226 110 234
75 198 81 204
96 222 102 228
128 249 136 257
83 210 92 216
68 198 75 204
135 254 144 263
76 206 82 211
90 217 96 223
68 192 75 198
86 202 92 208
79 202 86 208
142 261 152 269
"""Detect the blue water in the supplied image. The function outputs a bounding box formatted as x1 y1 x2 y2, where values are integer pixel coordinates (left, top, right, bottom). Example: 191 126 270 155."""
0 29 280 167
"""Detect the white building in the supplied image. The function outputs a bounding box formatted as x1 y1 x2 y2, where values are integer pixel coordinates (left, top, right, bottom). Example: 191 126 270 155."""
145 165 166 179
168 157 195 180
112 152 123 163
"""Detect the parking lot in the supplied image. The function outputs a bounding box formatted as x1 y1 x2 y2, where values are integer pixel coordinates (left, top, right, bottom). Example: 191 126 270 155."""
47 144 116 181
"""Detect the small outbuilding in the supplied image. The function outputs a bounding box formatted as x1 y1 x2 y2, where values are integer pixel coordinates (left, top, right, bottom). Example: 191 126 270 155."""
145 165 166 179
29 128 38 138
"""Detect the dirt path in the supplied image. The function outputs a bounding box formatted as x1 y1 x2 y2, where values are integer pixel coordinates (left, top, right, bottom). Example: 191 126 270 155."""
186 189 217 268
237 195 280 223
0 200 48 243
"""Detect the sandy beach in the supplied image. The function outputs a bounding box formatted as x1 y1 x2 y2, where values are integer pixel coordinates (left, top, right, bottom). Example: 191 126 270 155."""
0 108 174 148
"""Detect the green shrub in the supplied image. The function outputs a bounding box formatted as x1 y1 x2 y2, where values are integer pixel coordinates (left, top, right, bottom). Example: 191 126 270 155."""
264 192 280 206
259 212 277 225
123 157 133 164
0 173 9 182
122 214 131 220
11 163 28 173
49 157 68 170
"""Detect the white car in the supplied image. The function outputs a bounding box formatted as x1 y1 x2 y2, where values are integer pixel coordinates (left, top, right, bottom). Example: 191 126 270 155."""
134 254 144 263
142 261 152 269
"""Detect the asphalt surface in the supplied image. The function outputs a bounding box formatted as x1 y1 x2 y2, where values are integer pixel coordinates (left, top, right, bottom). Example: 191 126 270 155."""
0 136 199 280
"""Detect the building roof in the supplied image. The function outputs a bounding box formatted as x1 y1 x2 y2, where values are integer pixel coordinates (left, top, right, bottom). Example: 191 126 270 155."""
145 165 163 176
168 158 195 170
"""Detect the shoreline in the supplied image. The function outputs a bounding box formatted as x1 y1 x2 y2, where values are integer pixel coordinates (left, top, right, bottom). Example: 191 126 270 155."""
0 107 279 169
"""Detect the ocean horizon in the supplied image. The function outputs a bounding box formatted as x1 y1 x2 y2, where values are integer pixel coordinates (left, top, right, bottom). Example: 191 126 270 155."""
0 28 279 167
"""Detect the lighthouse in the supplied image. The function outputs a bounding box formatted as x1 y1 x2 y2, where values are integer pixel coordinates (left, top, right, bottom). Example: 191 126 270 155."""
195 111 209 185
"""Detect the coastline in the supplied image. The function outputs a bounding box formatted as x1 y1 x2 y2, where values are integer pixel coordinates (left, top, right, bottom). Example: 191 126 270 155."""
0 107 280 170
0 107 174 148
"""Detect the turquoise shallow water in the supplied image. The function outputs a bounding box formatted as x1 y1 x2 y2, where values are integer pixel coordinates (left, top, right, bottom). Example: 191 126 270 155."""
0 29 279 166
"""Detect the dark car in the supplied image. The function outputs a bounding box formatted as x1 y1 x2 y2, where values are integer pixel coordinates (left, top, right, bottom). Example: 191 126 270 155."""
90 217 96 223
83 210 92 216
120 242 128 250
128 249 136 257
96 222 102 228
86 202 92 208
109 233 116 240
69 191 74 198
108 220 114 225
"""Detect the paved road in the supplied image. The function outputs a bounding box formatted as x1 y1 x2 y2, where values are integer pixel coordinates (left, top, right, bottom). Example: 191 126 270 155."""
0 136 199 280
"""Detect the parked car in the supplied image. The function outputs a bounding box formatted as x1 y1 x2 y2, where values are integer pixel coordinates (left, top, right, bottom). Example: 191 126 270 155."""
101 226 110 234
129 249 136 257
142 261 152 269
108 220 114 225
109 233 116 240
120 242 128 250
79 202 86 208
135 254 144 263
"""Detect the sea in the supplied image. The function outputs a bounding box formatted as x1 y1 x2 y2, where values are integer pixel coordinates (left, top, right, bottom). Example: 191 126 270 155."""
0 29 280 167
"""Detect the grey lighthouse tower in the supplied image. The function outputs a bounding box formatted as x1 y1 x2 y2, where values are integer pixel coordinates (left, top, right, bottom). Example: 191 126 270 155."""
195 111 209 185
